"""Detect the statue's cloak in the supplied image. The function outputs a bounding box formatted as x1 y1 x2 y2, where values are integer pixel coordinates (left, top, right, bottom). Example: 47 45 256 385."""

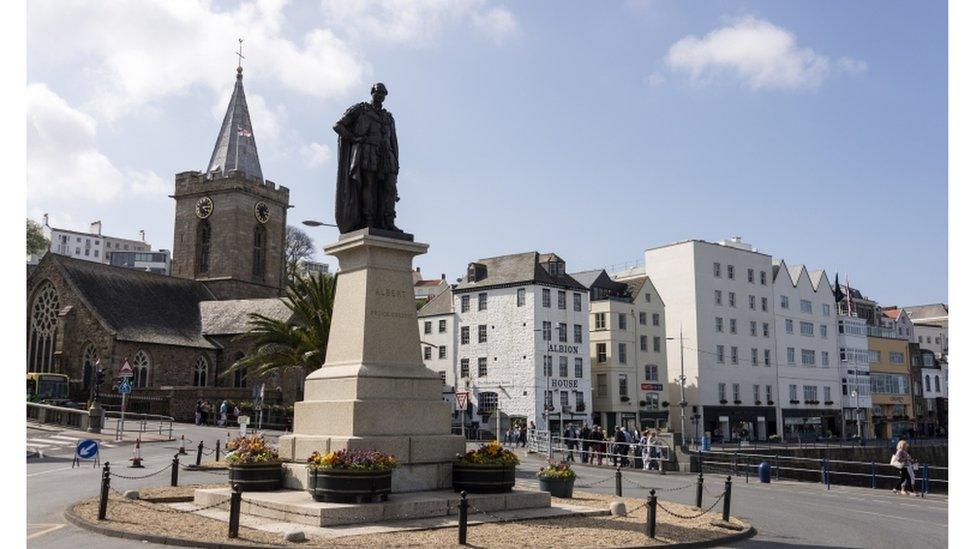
334 129 360 234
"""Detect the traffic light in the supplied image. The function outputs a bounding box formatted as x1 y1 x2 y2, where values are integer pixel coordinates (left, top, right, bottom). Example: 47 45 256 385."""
96 368 107 387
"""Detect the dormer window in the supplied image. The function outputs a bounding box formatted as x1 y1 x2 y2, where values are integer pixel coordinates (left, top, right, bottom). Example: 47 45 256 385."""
546 261 565 276
467 262 487 283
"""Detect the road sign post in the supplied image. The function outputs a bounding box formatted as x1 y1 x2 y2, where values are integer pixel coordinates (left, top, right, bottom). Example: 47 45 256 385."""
455 392 468 440
117 358 134 441
73 438 100 468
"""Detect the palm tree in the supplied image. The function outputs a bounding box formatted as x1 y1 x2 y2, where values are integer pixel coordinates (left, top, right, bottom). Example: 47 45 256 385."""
222 273 336 380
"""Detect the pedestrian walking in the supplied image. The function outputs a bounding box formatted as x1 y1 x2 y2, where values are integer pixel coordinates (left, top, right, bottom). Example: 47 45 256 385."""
640 430 652 470
519 424 527 448
219 400 229 427
194 400 203 426
592 425 605 466
580 424 592 464
564 424 577 462
890 440 919 496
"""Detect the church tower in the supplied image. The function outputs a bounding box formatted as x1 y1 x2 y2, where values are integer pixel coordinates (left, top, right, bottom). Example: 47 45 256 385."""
171 66 290 300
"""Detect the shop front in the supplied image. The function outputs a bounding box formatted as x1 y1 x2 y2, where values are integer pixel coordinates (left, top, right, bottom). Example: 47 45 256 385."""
782 408 843 441
703 406 777 443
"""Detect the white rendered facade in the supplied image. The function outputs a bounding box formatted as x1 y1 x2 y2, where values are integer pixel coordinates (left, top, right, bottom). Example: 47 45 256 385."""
913 323 948 357
837 313 873 438
771 262 842 438
43 217 151 264
417 293 458 393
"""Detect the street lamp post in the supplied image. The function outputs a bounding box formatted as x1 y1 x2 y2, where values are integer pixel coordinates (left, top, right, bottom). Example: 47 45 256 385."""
301 220 339 228
667 325 688 448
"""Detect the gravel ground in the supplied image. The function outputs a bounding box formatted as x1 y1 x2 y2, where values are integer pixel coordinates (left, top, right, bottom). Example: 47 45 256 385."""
71 487 747 548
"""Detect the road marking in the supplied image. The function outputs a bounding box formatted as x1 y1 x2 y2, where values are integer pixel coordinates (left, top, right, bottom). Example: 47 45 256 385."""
28 438 71 445
49 435 81 442
26 523 65 540
26 466 77 478
791 498 947 527
26 443 54 448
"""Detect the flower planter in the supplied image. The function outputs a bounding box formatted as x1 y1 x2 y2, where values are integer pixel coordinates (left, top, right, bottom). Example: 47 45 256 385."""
307 468 392 503
452 463 516 493
538 476 575 498
228 461 283 492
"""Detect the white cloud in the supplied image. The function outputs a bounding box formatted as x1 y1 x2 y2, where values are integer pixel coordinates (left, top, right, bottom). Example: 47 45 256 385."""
838 56 869 75
645 73 666 87
665 15 839 91
27 83 167 204
472 7 518 43
299 142 332 168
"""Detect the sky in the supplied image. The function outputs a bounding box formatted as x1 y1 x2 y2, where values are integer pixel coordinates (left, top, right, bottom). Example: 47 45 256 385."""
25 0 947 307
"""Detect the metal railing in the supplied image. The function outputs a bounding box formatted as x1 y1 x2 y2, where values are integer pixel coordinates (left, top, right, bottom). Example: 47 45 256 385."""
693 436 947 452
27 401 93 431
103 411 174 441
528 430 672 469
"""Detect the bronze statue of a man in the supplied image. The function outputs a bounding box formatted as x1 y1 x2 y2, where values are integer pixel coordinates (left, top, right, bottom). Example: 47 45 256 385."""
333 83 401 234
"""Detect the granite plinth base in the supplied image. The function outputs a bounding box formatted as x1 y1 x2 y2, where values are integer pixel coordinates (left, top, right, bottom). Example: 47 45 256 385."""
281 461 456 492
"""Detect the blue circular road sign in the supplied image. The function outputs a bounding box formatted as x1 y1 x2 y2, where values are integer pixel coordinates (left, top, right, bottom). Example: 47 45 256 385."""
76 439 99 460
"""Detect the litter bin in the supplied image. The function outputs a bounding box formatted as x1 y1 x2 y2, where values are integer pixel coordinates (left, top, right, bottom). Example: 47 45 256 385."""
758 461 771 483
701 435 711 451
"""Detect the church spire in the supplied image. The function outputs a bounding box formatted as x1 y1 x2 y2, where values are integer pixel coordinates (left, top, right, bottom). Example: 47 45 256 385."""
207 41 263 182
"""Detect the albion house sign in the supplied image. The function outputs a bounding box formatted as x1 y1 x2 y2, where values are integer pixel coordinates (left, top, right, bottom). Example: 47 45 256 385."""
547 344 580 354
550 379 580 390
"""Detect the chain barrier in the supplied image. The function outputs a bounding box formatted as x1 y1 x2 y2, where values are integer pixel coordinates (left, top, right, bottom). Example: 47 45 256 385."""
180 466 229 476
199 448 217 457
575 474 617 489
466 503 563 529
108 463 173 480
621 476 696 492
605 500 649 520
655 492 726 521
702 483 725 498
106 487 228 515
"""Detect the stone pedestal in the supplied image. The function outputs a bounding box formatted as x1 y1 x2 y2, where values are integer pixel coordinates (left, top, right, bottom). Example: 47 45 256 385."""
278 229 465 492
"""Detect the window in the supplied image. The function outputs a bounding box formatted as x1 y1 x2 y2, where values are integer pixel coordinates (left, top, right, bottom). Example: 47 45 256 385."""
715 317 724 333
424 347 432 360
478 325 487 343
748 268 755 283
715 290 723 306
785 319 794 334
729 292 736 308
618 343 627 364
787 347 796 364
439 371 447 384
460 359 469 377
594 313 606 330
749 295 756 310
820 324 828 338
760 271 767 285
652 313 660 326
82 344 98 391
781 295 789 309
718 383 726 401
133 350 151 388
252 225 266 278
750 321 757 337
801 349 816 366
196 220 211 274
618 374 628 398
762 322 770 337
544 390 553 408
935 376 941 392
28 282 60 373
461 295 470 312
804 385 817 402
729 318 737 334
542 321 551 341
439 319 447 333
639 312 647 325
542 289 551 308
713 262 721 277
764 349 771 366
574 358 583 378
824 386 832 402
766 385 772 402
727 265 735 279
761 297 768 311
574 293 582 311
868 350 881 363
733 383 740 401
193 355 209 387
653 336 661 352
478 357 488 377
543 356 553 376
560 391 569 406
596 343 607 363
731 346 739 365
800 322 814 336
232 355 247 389
439 346 447 359
559 356 568 377
478 391 497 415
557 291 566 310
751 348 758 366
597 374 608 397
93 250 99 258
889 351 905 364
557 322 567 343
716 345 725 364
647 364 659 381
753 384 760 402
574 324 583 344
460 326 470 344
575 391 585 409
789 384 797 401
821 351 829 367
424 321 432 334
640 335 648 351
618 313 627 330
517 288 525 307
823 303 832 316
478 292 487 311
800 299 813 314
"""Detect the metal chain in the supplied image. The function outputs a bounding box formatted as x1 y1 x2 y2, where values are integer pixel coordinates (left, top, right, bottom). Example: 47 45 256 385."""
575 474 616 489
606 500 649 520
107 488 228 515
181 466 229 475
702 483 726 498
622 476 697 492
108 463 173 480
466 503 563 529
655 492 726 520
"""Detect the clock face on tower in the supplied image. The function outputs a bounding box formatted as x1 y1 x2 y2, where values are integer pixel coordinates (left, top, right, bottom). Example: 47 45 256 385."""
195 196 214 219
255 202 270 224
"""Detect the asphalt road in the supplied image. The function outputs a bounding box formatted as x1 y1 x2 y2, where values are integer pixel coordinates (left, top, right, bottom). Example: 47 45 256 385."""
27 425 948 548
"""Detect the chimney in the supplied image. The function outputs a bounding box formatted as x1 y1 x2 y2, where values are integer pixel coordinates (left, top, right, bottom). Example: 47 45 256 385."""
441 273 446 281
90 220 102 235
42 213 49 227
139 230 145 242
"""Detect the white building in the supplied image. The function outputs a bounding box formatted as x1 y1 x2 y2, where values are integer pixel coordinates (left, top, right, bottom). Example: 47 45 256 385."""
572 270 670 431
413 268 450 300
41 215 165 270
108 249 172 274
771 262 842 439
297 259 331 278
454 252 592 435
417 289 458 397
836 311 873 439
643 237 779 443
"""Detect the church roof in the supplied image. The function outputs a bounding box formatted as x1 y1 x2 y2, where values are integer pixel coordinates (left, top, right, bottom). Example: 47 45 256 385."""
44 254 218 348
200 298 293 335
207 67 263 182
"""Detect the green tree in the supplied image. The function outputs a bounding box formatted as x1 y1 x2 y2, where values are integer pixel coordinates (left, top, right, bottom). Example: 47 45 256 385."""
27 219 49 255
284 225 315 281
223 273 336 380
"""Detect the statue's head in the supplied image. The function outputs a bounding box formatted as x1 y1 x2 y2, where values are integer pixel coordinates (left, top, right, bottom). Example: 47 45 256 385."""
371 83 388 104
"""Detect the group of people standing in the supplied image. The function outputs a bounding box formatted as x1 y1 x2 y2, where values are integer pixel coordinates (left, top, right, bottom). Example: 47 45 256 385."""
560 424 665 470
195 399 239 427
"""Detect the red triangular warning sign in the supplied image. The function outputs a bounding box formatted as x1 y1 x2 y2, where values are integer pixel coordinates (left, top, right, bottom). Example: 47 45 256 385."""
120 357 133 377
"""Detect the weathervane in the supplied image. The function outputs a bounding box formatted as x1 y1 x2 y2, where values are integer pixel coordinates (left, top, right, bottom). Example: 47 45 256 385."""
236 38 245 70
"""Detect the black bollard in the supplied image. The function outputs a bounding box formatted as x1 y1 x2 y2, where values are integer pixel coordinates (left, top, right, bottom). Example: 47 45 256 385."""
215 439 221 462
646 489 657 538
615 466 622 497
98 462 111 520
722 475 732 523
228 483 242 538
696 472 704 508
171 454 179 487
458 491 469 545
196 441 204 467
